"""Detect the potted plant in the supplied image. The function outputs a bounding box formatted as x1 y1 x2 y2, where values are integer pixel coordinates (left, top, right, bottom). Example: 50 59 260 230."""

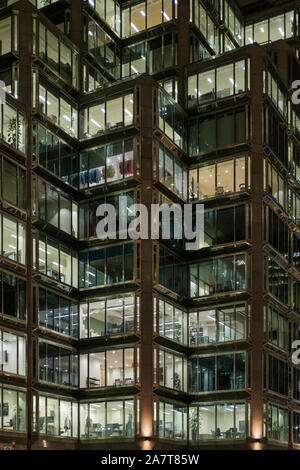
174 323 182 342
7 117 21 148
174 372 181 390
189 408 202 441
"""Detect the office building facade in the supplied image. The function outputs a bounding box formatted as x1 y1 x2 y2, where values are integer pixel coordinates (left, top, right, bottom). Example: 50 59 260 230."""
0 0 299 450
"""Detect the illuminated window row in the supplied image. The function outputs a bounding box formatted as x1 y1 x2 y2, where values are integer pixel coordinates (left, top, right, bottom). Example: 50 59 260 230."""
80 347 138 389
80 399 135 439
246 10 297 45
80 92 134 139
188 402 247 441
34 232 78 288
79 139 134 188
188 59 249 107
38 395 78 438
189 156 250 201
121 0 177 38
80 293 139 339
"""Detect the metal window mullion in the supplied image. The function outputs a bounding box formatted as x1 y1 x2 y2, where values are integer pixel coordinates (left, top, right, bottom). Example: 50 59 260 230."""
233 352 236 390
104 350 107 387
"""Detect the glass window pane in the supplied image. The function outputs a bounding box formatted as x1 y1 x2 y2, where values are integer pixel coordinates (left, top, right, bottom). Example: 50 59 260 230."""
217 64 234 99
216 403 234 439
198 165 215 199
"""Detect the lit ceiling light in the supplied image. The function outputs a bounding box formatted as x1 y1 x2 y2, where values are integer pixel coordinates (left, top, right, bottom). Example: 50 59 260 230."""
278 27 284 37
63 115 71 122
39 247 50 254
131 22 139 32
162 11 170 21
39 95 51 105
140 10 146 16
248 37 253 44
260 27 264 33
91 118 101 128
131 65 139 74
125 108 133 117
207 78 213 84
